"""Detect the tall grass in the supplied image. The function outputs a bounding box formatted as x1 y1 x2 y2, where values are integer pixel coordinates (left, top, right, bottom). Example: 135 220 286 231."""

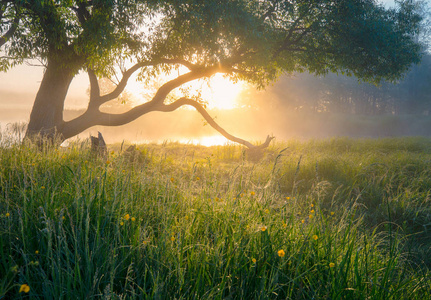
1 137 431 299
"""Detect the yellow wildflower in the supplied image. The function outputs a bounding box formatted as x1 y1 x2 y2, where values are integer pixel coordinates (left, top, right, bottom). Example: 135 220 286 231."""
330 211 335 216
310 209 315 214
196 177 200 181
286 196 290 200
5 212 10 217
170 177 174 182
310 203 314 207
309 214 313 219
41 186 45 189
250 191 255 196
106 160 111 165
264 209 269 214
252 258 257 263
171 236 175 242
30 260 39 266
301 219 305 224
261 226 267 232
19 284 30 293
120 222 124 226
35 250 39 254
329 262 335 268
123 214 130 220
312 235 318 240
277 250 285 258
282 222 287 228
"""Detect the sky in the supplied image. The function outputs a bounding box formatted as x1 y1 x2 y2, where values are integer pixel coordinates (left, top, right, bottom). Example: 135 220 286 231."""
0 0 407 143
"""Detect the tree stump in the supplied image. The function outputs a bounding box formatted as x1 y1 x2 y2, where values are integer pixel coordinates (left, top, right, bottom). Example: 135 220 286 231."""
90 131 107 157
245 135 275 162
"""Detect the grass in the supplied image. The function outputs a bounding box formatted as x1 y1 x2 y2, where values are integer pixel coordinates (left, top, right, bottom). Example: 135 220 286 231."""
1 136 431 299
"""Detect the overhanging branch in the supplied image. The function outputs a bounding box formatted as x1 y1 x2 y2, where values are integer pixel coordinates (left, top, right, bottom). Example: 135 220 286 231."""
62 62 247 141
151 65 224 105
97 61 153 105
91 59 216 107
159 97 274 149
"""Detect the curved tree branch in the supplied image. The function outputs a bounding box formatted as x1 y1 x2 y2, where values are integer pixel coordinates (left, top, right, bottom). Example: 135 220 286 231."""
60 100 162 139
159 97 274 149
62 62 241 140
92 58 211 107
61 64 221 138
151 65 224 105
97 61 153 105
62 95 274 150
161 58 199 71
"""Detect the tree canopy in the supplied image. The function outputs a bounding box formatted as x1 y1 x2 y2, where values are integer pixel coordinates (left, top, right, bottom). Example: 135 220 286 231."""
0 0 424 145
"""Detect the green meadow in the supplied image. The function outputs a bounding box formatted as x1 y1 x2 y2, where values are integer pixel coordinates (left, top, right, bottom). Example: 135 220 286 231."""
1 137 431 299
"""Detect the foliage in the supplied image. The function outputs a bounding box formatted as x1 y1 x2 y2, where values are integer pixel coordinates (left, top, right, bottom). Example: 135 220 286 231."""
1 136 431 298
1 0 422 83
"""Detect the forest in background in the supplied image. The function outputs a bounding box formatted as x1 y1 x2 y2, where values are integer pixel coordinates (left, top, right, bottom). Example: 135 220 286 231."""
247 53 431 116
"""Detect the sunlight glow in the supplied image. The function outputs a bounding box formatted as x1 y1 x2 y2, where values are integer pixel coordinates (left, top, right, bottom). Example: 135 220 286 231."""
194 74 244 110
178 136 231 147
125 72 245 110
121 69 245 147
131 136 232 147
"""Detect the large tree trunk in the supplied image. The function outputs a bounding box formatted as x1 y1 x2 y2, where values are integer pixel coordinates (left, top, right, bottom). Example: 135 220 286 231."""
25 59 75 141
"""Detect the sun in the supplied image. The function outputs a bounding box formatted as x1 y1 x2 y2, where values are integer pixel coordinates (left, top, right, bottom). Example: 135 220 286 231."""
198 74 244 110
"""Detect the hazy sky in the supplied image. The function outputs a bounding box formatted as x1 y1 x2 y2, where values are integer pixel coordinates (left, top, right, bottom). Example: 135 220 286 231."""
0 0 402 127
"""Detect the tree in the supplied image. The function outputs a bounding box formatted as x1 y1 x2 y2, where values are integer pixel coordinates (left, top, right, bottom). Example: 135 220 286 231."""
0 0 423 147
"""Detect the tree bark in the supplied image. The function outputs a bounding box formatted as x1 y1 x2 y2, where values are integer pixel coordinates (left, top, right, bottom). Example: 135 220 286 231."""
25 59 75 140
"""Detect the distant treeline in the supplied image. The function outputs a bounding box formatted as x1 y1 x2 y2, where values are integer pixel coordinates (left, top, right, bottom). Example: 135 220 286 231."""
244 53 431 116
